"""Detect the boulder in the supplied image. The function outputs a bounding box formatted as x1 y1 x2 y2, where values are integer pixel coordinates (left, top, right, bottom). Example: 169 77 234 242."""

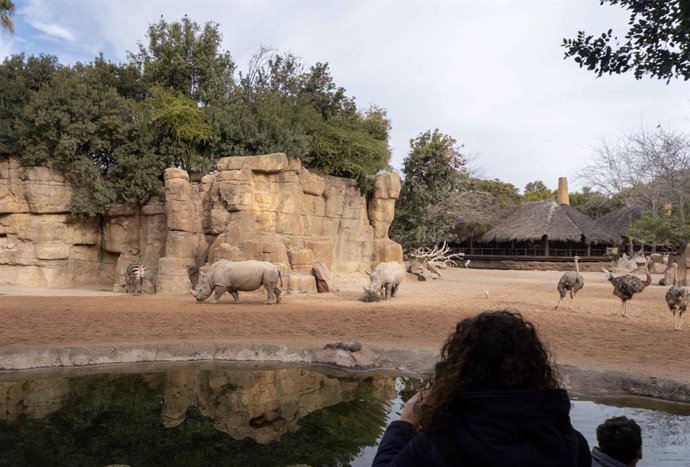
313 262 337 293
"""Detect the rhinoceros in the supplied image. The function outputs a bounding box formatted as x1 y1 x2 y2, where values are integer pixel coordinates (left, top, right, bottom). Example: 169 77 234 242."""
190 260 283 304
366 261 406 299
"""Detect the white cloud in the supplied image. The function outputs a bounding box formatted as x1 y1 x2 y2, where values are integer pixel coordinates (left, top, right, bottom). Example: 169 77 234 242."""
27 21 75 41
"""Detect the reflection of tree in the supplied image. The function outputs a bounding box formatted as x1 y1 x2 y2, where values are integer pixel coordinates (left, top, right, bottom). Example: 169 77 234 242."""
0 368 397 467
398 376 427 403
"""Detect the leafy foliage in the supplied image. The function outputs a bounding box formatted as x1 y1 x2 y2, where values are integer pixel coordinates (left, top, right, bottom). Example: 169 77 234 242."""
453 177 522 241
563 1 690 81
129 16 235 105
0 54 60 155
569 186 622 219
0 0 14 34
628 211 690 248
391 129 466 249
147 86 213 172
306 117 390 187
16 63 163 215
523 180 556 201
3 16 392 215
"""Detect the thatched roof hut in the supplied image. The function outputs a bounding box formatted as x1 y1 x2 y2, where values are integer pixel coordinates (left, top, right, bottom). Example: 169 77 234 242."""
480 200 616 245
595 206 643 240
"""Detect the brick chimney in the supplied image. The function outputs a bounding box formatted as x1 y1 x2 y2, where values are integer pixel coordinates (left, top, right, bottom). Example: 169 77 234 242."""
557 177 569 205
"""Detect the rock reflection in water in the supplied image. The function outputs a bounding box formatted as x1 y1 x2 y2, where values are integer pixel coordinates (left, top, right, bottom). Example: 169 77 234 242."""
0 364 398 467
158 367 397 444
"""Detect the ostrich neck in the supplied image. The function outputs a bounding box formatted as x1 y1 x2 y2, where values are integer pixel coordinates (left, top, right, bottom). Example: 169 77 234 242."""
674 263 678 287
643 262 651 286
574 257 580 273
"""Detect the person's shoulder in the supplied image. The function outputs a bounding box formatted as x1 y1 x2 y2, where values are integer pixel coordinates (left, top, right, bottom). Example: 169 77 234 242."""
591 446 627 467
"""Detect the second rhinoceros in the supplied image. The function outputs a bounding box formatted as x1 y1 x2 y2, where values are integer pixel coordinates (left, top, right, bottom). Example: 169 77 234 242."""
366 261 406 299
190 260 283 304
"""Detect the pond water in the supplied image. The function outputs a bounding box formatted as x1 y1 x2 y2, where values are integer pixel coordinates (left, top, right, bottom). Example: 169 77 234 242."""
0 362 688 467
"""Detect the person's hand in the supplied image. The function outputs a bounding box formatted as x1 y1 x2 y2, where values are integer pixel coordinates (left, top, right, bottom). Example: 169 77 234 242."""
400 391 424 429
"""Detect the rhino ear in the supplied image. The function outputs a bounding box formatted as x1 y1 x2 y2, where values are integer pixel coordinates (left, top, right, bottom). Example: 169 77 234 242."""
365 271 371 276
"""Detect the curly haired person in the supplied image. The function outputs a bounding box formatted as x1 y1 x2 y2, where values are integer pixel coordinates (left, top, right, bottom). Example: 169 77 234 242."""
373 310 590 466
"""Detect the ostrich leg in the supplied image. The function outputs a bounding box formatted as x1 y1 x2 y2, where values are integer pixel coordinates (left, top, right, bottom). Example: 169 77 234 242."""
621 301 630 318
568 291 575 310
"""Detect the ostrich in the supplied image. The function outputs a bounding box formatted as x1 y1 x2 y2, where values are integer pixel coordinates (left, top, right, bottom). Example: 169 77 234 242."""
665 262 689 331
602 258 652 318
554 255 584 310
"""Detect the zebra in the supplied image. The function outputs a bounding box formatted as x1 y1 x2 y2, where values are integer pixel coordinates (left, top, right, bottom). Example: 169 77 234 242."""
125 263 146 295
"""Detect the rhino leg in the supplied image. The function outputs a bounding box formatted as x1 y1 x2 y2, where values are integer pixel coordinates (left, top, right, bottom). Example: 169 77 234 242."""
211 286 226 304
275 287 282 304
385 284 394 300
391 283 400 297
229 290 239 303
265 284 275 304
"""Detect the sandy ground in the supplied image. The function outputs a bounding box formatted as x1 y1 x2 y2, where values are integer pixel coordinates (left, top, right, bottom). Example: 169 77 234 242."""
1 268 689 384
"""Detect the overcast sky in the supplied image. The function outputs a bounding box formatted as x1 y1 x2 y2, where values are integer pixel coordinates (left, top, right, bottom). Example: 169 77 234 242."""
3 0 690 192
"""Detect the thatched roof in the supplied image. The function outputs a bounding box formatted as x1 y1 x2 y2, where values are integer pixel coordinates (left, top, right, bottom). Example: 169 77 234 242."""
595 206 644 239
480 200 616 244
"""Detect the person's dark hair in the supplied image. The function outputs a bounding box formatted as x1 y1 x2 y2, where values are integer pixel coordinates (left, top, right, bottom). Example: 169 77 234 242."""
596 416 642 464
416 310 560 431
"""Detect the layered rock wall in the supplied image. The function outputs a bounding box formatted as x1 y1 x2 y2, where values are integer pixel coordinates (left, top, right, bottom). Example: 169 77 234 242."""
0 155 402 293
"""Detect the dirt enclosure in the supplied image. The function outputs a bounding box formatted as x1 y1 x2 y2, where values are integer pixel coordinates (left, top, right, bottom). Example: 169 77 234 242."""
1 268 690 390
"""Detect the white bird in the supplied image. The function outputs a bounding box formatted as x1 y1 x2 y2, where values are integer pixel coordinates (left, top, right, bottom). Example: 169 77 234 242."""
464 259 471 268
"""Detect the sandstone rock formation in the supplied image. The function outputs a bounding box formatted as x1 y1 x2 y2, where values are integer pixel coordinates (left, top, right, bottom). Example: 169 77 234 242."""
0 154 402 294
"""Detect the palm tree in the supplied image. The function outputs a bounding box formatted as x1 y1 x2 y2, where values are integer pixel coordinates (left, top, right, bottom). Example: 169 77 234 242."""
1 0 15 34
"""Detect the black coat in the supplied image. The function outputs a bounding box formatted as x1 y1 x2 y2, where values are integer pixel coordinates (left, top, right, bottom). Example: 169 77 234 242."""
372 389 591 467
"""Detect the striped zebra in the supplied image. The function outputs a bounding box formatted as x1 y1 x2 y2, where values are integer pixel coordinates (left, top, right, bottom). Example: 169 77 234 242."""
125 263 146 295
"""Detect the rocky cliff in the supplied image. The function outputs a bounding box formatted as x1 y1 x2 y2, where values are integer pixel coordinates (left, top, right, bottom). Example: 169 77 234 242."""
0 154 402 294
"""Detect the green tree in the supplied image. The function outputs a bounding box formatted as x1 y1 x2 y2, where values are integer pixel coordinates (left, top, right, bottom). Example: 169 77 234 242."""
391 129 466 249
569 186 622 219
523 180 556 201
17 64 160 215
216 47 391 184
0 54 60 155
209 51 322 159
563 1 690 81
1 0 14 34
147 86 213 173
453 177 522 241
628 211 690 248
129 16 235 105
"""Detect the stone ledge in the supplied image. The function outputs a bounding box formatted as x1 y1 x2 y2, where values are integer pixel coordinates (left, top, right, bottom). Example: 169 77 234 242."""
1 343 688 404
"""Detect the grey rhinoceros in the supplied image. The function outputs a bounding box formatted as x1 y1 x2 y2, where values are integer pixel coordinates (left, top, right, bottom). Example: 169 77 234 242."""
190 260 283 304
366 261 406 299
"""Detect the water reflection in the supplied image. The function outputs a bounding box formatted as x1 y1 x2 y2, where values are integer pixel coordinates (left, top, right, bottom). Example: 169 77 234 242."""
0 364 689 467
571 396 690 467
0 363 397 467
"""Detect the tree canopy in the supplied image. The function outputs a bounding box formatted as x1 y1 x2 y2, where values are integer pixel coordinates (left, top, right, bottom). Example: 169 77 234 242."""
2 17 391 215
391 129 466 249
563 0 690 81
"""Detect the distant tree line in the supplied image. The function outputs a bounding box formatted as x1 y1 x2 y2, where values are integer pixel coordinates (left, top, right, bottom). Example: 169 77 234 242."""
0 17 391 215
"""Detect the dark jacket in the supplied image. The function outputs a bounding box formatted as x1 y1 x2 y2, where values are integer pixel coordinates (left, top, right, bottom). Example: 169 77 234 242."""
591 446 629 467
372 389 590 467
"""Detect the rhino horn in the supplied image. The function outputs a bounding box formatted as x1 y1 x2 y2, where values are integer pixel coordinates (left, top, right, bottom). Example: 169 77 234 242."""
190 289 198 297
